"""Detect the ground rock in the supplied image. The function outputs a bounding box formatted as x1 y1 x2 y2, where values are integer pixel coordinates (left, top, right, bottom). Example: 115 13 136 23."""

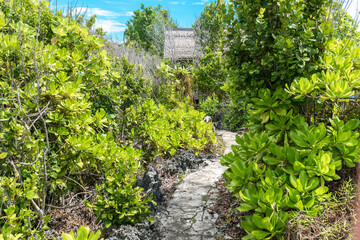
104 222 159 240
162 149 213 175
138 166 163 209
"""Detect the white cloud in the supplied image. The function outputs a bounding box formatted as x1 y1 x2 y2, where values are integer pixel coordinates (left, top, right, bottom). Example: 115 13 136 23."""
123 11 134 16
192 0 209 5
170 1 186 5
73 7 132 18
104 1 128 4
95 19 126 33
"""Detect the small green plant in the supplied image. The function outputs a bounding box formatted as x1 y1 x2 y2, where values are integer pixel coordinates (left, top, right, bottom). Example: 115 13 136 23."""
284 179 357 239
88 170 154 228
222 100 246 131
194 48 228 97
127 99 216 159
221 38 360 239
178 172 185 182
198 95 220 119
202 195 209 201
62 225 103 240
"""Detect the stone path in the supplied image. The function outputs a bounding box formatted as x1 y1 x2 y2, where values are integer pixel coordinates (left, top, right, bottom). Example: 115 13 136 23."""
158 130 237 240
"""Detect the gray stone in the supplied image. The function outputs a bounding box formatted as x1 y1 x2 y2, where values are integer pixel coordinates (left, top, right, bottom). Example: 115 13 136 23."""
158 130 238 240
105 222 158 240
162 149 212 175
106 131 238 240
138 166 163 209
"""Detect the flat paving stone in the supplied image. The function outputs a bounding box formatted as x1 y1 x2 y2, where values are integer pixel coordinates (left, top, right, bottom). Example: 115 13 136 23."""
158 130 238 240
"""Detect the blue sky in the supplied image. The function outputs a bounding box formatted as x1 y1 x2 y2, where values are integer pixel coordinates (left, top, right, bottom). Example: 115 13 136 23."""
49 0 210 40
49 0 360 41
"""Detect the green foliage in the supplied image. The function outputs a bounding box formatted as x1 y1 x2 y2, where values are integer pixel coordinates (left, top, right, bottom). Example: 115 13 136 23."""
193 0 227 50
153 62 194 107
0 0 154 235
194 48 228 97
198 95 220 119
62 225 103 240
223 0 331 105
221 37 360 239
87 158 153 227
127 100 216 158
124 4 177 55
287 38 360 122
221 97 359 239
90 56 150 115
285 178 356 239
222 101 246 131
0 176 50 240
0 0 219 237
328 2 360 43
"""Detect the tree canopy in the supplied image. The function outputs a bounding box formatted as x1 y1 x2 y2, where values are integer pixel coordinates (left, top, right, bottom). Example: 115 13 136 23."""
193 0 227 51
124 4 177 55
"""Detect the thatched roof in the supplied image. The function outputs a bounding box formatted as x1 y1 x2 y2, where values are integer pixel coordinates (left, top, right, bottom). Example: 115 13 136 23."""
164 28 200 62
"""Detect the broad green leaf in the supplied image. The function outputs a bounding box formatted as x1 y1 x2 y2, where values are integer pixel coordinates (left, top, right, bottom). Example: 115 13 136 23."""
237 203 256 212
262 216 274 232
294 200 304 211
252 214 265 229
314 186 329 196
293 161 305 171
274 107 287 116
62 233 74 240
241 218 257 232
88 231 102 240
263 156 282 165
76 226 89 240
305 197 315 208
26 190 38 200
0 152 7 159
252 230 271 239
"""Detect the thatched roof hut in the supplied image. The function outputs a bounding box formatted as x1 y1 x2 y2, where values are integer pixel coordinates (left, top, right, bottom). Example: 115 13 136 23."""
164 28 200 62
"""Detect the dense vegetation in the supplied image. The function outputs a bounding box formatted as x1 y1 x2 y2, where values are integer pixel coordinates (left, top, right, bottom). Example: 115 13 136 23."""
1 0 360 239
0 0 215 239
220 0 360 239
124 4 177 56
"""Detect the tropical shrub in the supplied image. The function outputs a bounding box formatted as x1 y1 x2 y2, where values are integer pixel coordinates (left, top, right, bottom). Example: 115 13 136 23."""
194 48 228 98
127 100 216 158
223 0 331 107
124 3 177 55
62 225 103 240
153 62 194 107
198 94 220 119
87 158 154 228
0 0 153 236
221 38 360 240
193 0 227 51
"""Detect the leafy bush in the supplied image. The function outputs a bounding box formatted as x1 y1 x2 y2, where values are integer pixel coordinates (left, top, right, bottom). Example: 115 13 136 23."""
153 62 194 107
88 162 154 228
223 0 332 111
127 100 216 158
193 0 227 51
198 95 220 119
62 225 103 240
124 3 177 55
194 48 227 97
221 38 360 239
284 178 356 239
0 0 152 236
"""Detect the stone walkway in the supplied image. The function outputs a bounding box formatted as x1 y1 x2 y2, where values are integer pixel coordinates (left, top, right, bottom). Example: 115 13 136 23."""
158 130 237 240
